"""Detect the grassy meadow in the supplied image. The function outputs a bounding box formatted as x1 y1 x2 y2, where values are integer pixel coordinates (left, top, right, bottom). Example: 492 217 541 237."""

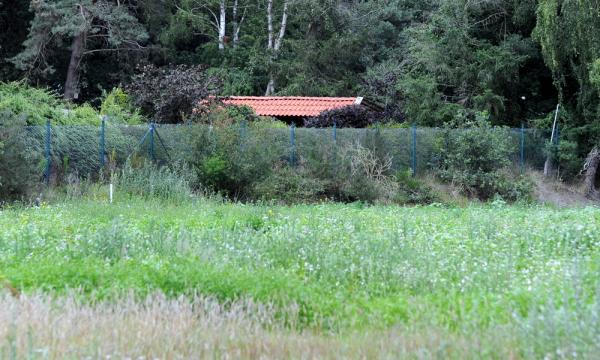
1 197 599 358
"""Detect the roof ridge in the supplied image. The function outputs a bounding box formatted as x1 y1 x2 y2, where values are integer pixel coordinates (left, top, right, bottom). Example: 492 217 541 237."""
208 96 366 117
222 96 358 100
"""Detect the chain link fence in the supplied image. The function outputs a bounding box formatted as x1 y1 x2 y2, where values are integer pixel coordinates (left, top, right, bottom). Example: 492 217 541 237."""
0 119 552 186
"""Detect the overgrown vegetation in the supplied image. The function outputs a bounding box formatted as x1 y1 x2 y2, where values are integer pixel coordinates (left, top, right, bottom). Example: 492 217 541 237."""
436 117 533 200
1 198 599 357
0 82 142 126
0 95 538 204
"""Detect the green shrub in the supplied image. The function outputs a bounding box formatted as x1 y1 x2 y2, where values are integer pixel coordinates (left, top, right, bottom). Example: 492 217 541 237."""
189 126 279 199
591 58 600 93
0 111 44 201
0 83 144 127
0 82 63 125
253 165 327 203
394 170 440 204
544 139 581 180
198 155 232 191
100 88 144 125
437 116 532 201
250 117 288 129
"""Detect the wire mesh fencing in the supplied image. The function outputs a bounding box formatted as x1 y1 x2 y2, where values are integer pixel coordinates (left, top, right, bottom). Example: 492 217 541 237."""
0 120 552 186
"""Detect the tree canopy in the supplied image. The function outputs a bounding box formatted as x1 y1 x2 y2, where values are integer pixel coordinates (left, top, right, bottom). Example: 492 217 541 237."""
2 0 598 149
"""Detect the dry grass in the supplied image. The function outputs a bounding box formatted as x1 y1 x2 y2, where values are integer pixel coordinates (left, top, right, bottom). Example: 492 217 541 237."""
0 292 520 360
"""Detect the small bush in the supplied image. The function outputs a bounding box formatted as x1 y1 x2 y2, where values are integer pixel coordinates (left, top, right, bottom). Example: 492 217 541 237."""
0 111 44 201
0 82 104 125
253 165 327 204
337 144 396 203
100 88 144 125
437 116 532 201
198 155 232 191
194 103 259 127
189 126 278 199
544 139 581 180
394 170 440 204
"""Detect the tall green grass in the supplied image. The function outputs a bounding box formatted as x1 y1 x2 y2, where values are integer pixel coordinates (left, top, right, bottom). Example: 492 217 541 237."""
1 199 599 357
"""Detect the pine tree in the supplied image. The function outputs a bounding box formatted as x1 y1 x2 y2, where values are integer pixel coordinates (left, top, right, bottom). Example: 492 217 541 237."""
12 0 148 101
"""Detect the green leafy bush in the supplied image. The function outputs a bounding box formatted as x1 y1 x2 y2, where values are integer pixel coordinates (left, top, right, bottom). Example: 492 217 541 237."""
100 88 144 125
437 117 532 201
0 111 44 201
190 126 280 199
0 82 119 126
253 164 327 204
0 82 63 125
198 155 231 191
591 58 600 93
194 104 259 127
394 170 440 204
545 139 581 180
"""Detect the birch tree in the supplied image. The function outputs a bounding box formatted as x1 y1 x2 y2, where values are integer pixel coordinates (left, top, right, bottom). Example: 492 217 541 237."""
175 0 248 50
264 0 289 95
176 0 227 50
12 0 148 101
232 0 247 47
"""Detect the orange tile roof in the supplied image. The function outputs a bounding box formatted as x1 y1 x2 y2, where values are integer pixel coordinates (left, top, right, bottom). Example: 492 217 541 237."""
218 96 364 117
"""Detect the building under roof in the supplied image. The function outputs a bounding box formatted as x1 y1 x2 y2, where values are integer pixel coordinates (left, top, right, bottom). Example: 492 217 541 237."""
215 96 376 121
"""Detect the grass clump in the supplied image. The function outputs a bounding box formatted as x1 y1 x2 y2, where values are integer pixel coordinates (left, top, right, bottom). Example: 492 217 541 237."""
115 161 197 202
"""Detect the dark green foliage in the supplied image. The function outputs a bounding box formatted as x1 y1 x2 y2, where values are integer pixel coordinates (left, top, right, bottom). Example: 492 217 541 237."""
0 0 31 81
437 116 533 201
0 112 43 201
398 0 552 127
394 170 440 205
11 0 148 100
534 0 600 159
253 165 327 204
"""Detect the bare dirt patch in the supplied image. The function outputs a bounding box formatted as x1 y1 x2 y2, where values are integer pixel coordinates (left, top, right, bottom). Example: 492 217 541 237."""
530 171 597 208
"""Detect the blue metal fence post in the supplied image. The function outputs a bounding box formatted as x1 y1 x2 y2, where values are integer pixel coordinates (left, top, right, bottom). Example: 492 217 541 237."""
99 116 106 168
411 124 417 177
149 123 156 162
289 124 296 167
520 124 525 174
44 120 51 185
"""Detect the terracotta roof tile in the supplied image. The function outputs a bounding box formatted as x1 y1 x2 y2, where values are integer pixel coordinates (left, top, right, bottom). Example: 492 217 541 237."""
218 96 362 117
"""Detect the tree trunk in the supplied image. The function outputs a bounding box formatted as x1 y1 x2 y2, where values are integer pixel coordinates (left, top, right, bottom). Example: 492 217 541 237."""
583 147 600 199
273 0 288 52
232 0 245 48
543 157 553 177
265 77 275 96
232 0 239 47
267 0 273 50
64 31 86 101
218 0 226 50
264 0 288 96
